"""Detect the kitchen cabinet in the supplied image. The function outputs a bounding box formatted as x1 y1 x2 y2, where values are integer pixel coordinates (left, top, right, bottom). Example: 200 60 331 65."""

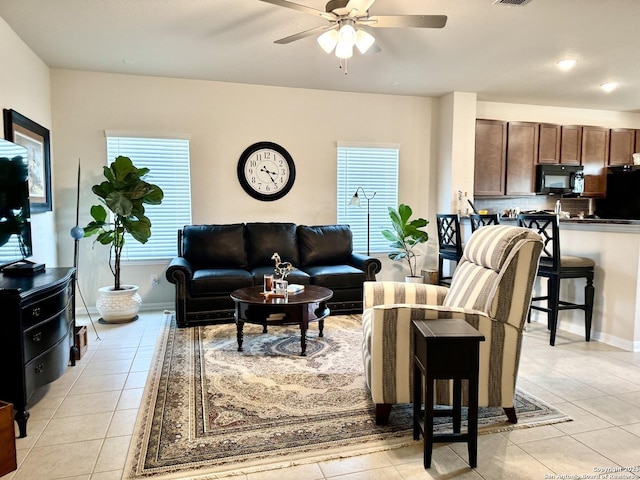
506 121 538 196
560 125 582 165
538 124 561 164
474 119 506 196
581 126 610 198
609 128 635 165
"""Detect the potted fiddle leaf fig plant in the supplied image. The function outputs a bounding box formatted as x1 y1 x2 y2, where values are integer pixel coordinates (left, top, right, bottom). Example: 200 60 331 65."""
83 156 164 322
381 204 429 282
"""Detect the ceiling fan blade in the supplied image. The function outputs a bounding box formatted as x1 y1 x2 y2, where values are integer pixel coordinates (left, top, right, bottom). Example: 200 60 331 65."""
258 0 337 21
364 14 447 28
274 25 335 44
345 0 376 16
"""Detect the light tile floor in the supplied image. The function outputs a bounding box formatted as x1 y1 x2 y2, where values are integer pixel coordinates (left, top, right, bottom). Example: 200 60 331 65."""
3 312 640 480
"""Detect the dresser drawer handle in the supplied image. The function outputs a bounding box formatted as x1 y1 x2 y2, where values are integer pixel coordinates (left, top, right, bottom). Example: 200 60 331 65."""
32 332 42 343
34 363 45 374
32 307 41 318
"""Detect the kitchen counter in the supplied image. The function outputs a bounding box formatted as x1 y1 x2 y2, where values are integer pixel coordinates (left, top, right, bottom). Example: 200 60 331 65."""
460 215 640 350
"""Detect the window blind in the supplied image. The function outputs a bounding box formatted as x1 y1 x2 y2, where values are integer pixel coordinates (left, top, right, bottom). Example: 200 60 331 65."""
105 135 192 261
336 144 399 254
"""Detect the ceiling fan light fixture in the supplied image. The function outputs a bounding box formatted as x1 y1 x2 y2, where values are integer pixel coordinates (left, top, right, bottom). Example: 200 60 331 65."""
335 41 354 59
317 29 339 53
338 23 357 46
355 29 375 54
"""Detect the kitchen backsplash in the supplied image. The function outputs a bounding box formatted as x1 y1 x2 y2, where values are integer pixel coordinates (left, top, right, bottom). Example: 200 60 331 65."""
472 196 593 218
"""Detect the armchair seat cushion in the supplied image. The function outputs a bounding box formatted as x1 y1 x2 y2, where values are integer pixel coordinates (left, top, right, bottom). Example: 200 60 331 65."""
191 269 253 296
304 264 365 288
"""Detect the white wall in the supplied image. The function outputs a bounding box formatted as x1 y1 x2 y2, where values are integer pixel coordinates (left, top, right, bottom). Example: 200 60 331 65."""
50 70 440 307
0 17 57 267
477 101 640 129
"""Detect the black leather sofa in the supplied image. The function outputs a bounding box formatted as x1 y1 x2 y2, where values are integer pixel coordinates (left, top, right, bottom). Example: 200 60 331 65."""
165 222 382 327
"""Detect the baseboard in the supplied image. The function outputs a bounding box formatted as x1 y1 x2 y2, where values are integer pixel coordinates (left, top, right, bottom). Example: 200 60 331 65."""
527 318 638 352
76 301 174 317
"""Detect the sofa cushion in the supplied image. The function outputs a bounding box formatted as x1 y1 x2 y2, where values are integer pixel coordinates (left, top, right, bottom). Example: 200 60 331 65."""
190 268 253 296
249 266 311 286
182 224 248 269
246 222 299 268
304 264 365 289
298 224 353 266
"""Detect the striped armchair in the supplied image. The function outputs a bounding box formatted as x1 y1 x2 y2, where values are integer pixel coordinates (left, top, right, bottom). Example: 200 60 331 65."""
362 225 543 424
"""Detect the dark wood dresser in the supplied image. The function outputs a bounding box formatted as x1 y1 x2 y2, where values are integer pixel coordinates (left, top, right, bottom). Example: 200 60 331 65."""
0 267 76 437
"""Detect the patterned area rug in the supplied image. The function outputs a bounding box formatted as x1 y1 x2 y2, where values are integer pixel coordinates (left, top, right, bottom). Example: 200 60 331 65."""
125 313 570 480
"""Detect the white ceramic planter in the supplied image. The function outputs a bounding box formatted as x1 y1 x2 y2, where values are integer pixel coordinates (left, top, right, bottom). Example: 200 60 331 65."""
96 285 142 323
405 275 424 284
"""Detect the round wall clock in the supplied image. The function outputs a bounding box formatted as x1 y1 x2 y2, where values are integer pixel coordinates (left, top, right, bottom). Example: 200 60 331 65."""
237 141 296 201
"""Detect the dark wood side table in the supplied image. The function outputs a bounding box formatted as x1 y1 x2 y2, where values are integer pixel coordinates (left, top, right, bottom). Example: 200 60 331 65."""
412 319 485 469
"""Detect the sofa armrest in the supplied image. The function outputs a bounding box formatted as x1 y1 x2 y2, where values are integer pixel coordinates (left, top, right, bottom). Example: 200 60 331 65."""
165 256 193 284
349 253 382 280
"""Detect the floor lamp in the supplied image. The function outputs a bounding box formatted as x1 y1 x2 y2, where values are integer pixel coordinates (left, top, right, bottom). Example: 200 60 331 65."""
70 160 101 341
349 187 376 256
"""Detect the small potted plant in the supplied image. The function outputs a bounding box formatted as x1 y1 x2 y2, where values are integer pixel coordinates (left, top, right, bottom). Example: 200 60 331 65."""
83 156 164 322
381 204 429 282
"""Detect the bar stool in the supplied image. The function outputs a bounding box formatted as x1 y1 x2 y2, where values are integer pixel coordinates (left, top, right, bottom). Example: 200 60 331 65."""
517 214 595 346
470 213 500 233
436 214 463 286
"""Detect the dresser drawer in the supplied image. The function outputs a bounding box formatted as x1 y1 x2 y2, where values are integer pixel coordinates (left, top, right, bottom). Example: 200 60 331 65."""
24 337 71 399
22 283 72 330
23 299 73 364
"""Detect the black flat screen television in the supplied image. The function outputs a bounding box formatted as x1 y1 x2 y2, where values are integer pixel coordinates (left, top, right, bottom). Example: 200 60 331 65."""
0 138 33 270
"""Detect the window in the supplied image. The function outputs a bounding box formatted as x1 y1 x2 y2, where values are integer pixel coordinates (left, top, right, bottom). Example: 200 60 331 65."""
104 133 192 261
336 143 399 255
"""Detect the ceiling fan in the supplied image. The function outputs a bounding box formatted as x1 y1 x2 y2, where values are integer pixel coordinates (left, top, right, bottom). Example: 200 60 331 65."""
258 0 447 61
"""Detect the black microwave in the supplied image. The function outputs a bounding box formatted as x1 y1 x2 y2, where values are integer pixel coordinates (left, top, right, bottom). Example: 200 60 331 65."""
536 164 584 195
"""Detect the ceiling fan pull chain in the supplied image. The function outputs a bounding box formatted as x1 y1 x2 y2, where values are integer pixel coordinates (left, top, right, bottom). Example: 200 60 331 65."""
339 58 348 75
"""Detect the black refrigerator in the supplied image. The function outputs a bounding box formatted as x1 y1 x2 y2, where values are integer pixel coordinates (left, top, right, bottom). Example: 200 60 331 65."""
596 165 640 219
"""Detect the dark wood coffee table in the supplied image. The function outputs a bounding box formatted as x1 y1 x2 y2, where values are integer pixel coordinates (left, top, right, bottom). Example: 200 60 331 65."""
230 285 333 356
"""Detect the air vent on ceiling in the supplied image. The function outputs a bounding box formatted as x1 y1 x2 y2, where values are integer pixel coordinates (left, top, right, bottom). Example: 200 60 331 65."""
492 0 533 5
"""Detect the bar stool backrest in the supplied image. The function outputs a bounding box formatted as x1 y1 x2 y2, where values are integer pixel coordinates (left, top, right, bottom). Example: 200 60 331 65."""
516 214 560 272
436 214 463 258
470 213 500 233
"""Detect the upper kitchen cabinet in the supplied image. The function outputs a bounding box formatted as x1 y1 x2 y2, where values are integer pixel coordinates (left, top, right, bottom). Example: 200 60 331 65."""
559 125 582 165
506 121 538 196
538 124 561 164
474 119 506 196
609 128 635 165
581 126 610 198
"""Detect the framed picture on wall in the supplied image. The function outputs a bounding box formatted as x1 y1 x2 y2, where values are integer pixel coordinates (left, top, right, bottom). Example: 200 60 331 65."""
3 109 52 212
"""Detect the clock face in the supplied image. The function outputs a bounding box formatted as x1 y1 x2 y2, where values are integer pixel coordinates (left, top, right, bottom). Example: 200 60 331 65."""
237 142 296 201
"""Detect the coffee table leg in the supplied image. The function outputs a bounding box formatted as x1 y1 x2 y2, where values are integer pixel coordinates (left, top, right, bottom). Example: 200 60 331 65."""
318 319 324 337
300 326 307 356
237 321 244 352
